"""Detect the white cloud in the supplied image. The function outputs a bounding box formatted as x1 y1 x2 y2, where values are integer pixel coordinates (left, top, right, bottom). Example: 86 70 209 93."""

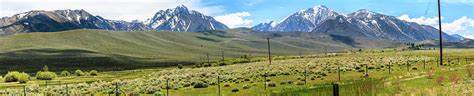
215 12 253 28
442 0 474 6
0 0 224 22
397 14 439 27
443 16 474 33
463 35 474 39
398 15 474 33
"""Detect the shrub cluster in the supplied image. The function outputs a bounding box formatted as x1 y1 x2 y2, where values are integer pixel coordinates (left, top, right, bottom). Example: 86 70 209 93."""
60 70 71 77
36 71 57 80
75 69 86 76
90 70 98 76
193 81 208 88
4 71 30 83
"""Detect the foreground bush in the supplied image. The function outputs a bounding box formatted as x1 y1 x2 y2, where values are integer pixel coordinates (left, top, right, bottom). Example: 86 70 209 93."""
90 70 98 76
60 70 71 77
36 71 57 80
4 71 30 83
74 69 85 76
193 81 208 88
467 65 474 78
4 71 21 82
17 73 30 83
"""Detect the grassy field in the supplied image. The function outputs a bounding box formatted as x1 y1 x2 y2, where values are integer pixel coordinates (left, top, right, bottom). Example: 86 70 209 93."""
1 49 473 95
0 29 401 73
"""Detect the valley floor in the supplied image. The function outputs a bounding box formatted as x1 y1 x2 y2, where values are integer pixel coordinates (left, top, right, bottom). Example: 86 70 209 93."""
1 49 474 95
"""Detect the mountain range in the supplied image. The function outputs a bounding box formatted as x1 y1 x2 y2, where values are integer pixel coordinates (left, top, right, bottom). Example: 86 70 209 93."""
0 5 464 43
252 6 461 42
0 5 229 36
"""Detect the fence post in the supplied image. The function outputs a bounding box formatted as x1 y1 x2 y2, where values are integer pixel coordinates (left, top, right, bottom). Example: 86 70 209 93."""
364 64 369 77
466 57 469 64
115 83 119 96
437 58 439 67
264 73 267 90
423 59 426 70
406 61 410 71
332 83 339 96
388 61 391 74
23 85 26 96
166 79 169 96
458 58 460 65
337 63 340 82
66 84 69 96
218 74 221 96
304 65 307 85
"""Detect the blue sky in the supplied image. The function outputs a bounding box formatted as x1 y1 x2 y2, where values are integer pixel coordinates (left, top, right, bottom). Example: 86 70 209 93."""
208 0 474 39
1 0 473 38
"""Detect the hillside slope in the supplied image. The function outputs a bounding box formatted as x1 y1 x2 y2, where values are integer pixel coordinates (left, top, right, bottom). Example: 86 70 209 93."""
0 29 401 73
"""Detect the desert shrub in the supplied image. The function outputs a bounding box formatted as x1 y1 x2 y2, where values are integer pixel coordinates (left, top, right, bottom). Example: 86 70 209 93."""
280 81 287 85
287 80 293 84
177 64 184 69
267 82 276 87
145 86 158 94
84 71 90 76
242 85 250 89
244 78 250 81
90 70 98 76
231 88 239 92
74 69 85 76
60 70 71 77
296 81 305 85
17 72 30 83
42 65 49 71
436 76 445 85
467 65 474 78
154 92 165 96
36 71 57 80
448 74 461 84
193 81 208 88
4 71 21 82
427 69 434 79
224 83 231 87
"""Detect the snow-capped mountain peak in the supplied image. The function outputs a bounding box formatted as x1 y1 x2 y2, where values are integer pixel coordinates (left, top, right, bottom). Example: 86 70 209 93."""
146 5 229 32
253 5 340 32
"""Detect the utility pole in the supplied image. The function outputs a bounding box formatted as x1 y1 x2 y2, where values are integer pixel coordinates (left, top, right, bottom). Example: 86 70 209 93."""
207 53 210 65
267 37 272 65
437 0 443 66
265 37 272 90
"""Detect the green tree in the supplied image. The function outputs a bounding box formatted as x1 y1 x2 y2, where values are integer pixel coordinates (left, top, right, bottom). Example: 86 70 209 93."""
42 65 49 71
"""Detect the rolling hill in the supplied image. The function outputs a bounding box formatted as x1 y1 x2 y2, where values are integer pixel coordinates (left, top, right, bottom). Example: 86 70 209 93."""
0 29 401 73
